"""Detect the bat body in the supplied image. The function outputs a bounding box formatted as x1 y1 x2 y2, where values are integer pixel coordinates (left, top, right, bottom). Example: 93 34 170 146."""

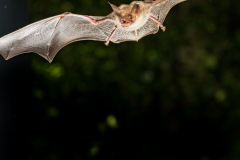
0 0 185 63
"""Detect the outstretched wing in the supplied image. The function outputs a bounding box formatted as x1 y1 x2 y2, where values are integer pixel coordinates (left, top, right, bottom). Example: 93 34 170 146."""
150 0 186 23
0 13 116 63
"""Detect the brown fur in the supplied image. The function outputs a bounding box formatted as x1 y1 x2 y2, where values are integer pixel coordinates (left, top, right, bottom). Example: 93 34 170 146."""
109 1 148 27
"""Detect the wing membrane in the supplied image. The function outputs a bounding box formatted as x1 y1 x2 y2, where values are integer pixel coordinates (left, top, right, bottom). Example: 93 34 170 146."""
0 14 116 62
137 18 159 40
48 15 115 62
150 0 185 23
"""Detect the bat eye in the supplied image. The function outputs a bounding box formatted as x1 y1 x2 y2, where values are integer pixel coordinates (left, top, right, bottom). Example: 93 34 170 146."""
130 16 132 20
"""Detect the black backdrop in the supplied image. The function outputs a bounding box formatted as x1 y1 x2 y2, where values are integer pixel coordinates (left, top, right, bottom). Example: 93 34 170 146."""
0 0 32 159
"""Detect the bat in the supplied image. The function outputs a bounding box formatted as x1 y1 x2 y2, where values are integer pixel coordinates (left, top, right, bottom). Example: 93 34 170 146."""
0 0 185 63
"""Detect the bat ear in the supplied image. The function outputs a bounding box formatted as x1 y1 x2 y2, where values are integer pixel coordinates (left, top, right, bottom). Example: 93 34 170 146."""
131 2 140 17
109 2 121 14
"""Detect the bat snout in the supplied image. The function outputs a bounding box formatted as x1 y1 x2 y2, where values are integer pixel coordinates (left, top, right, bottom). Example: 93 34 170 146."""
121 20 131 27
120 17 132 27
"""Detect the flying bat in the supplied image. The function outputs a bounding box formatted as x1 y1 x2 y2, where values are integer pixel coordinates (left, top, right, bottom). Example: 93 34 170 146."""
0 0 185 63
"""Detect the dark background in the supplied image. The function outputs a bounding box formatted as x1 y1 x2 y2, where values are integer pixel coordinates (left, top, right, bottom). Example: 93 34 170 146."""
1 0 240 159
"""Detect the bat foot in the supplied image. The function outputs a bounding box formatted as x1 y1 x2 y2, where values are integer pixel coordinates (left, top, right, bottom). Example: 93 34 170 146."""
161 26 166 32
150 16 166 32
105 27 117 46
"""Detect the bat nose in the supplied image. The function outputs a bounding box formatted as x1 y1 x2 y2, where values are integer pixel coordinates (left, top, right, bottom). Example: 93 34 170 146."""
121 20 126 23
121 17 129 24
120 19 131 27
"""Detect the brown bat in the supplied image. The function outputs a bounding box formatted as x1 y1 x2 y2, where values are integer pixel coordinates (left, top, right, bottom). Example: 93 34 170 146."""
0 0 185 63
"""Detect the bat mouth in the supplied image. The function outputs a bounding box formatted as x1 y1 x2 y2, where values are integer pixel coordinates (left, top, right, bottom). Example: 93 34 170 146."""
121 21 131 27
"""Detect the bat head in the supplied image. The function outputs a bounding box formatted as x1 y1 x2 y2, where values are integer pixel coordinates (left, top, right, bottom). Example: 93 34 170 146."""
109 2 141 28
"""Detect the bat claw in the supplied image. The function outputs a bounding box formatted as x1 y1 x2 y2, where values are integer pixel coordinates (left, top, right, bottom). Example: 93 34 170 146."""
105 41 109 46
161 26 166 32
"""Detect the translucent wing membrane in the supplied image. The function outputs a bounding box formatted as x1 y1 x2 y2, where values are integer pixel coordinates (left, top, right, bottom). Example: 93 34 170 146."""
0 14 116 62
47 15 116 62
150 0 185 23
0 16 57 60
137 18 159 40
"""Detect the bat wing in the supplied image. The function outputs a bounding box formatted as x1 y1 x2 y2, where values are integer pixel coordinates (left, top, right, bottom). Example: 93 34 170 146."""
0 13 116 63
109 0 185 44
150 0 186 24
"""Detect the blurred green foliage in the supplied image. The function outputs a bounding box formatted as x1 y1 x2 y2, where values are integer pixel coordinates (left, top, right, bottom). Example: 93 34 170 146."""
27 0 240 159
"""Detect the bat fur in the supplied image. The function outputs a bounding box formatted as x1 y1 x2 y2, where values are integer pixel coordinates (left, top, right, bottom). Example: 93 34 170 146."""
0 0 185 63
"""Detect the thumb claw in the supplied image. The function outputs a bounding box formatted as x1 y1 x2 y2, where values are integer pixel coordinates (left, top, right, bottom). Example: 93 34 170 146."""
161 26 166 32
